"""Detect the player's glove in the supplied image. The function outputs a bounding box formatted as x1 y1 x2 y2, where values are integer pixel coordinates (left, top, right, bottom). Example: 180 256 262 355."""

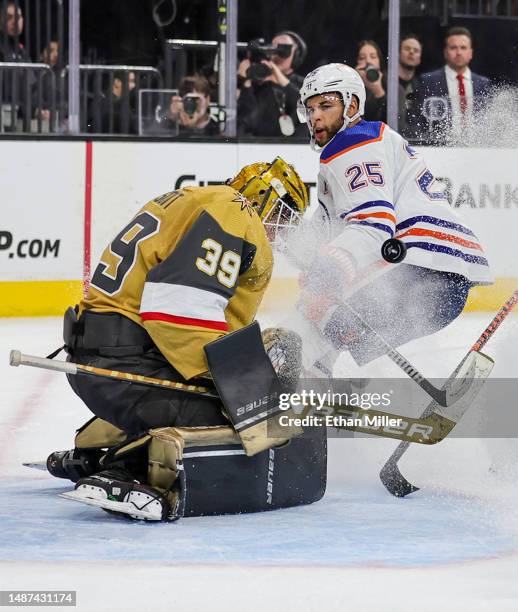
299 246 357 323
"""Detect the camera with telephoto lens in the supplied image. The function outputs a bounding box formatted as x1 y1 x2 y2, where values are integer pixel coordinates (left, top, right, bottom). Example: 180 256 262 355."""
364 64 380 82
245 38 292 82
182 95 200 116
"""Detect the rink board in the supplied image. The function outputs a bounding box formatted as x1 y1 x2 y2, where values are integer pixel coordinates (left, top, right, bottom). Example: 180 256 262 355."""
1 140 517 316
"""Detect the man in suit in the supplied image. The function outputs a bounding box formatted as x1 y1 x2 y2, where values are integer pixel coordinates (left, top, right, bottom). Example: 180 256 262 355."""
417 26 491 143
398 34 422 138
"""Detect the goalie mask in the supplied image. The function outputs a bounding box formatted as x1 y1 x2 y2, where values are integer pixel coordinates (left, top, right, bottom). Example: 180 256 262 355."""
228 157 309 246
297 63 366 150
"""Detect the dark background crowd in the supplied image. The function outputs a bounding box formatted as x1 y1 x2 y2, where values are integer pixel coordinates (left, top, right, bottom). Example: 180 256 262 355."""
1 0 517 143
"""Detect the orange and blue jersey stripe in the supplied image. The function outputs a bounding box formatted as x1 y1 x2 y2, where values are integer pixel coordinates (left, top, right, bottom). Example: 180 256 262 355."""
320 121 385 164
396 216 489 266
340 200 396 236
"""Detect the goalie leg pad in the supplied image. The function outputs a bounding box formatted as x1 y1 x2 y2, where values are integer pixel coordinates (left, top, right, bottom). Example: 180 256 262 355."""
116 424 327 517
147 424 326 517
75 416 128 449
180 425 327 517
61 425 327 521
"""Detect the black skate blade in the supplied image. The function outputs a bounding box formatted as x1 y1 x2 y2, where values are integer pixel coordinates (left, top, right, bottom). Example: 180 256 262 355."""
23 461 47 472
380 461 420 498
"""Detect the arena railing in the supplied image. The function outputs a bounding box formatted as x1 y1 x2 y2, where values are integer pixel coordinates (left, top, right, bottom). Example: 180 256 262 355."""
0 62 164 135
71 65 163 135
0 61 57 133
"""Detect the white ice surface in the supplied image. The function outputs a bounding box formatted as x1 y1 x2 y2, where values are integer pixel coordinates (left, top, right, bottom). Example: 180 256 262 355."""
1 313 518 611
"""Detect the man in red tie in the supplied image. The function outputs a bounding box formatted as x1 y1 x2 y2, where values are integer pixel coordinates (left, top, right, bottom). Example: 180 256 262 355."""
417 27 491 143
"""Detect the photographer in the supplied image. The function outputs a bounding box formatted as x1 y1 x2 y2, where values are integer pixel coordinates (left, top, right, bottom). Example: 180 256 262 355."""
237 31 307 138
355 39 386 122
150 75 220 137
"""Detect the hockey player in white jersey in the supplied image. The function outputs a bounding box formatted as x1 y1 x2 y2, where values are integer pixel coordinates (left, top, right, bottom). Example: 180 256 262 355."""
296 63 493 371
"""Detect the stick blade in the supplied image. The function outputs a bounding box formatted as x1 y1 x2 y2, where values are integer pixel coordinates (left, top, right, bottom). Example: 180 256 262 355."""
380 460 420 498
379 350 494 497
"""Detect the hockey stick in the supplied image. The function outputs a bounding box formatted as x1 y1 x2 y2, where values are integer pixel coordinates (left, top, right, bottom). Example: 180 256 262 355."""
335 301 452 407
379 289 518 497
21 399 456 475
10 349 469 447
9 350 218 398
299 402 458 445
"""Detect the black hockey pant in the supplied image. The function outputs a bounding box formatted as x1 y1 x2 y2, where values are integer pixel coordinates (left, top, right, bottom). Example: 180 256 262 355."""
64 309 227 434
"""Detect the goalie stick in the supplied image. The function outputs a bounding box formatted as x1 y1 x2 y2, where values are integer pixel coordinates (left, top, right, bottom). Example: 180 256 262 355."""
20 397 463 477
9 350 217 397
379 289 518 498
11 349 471 448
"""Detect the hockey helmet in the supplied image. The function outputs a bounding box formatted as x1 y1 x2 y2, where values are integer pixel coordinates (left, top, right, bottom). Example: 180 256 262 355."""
298 63 366 148
229 157 309 245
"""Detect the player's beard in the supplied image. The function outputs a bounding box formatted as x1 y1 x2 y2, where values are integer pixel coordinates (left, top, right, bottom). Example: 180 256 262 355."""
315 116 345 146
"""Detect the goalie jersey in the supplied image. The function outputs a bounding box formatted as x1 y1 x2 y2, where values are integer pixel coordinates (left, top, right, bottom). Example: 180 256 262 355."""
317 120 493 285
82 185 273 380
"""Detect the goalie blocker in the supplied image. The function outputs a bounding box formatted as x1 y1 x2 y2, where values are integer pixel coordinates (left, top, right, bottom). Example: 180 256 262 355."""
205 322 304 455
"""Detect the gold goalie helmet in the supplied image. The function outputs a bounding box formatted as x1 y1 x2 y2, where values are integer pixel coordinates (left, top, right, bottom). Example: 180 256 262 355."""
228 157 309 244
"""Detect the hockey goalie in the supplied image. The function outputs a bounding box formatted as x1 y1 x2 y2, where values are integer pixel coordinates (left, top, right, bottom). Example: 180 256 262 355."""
44 157 327 522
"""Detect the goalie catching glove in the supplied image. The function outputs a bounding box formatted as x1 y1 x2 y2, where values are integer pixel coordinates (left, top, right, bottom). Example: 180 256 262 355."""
262 327 303 393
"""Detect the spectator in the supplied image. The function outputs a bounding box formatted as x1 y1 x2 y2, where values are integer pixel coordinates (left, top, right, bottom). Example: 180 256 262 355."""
398 34 422 137
41 40 59 68
355 39 386 122
148 75 220 137
0 1 29 62
34 40 61 124
0 1 33 128
113 70 136 97
91 70 137 134
417 26 491 142
237 31 307 138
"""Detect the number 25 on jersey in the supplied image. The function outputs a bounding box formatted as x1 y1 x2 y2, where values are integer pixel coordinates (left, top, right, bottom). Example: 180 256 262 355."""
345 162 384 192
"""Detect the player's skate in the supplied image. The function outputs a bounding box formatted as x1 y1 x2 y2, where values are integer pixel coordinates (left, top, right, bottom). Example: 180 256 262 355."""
46 448 103 482
60 468 172 521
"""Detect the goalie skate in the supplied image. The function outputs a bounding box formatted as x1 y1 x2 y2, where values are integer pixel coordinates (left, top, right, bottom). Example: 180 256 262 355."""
23 461 47 472
60 469 172 522
24 448 103 481
46 448 102 482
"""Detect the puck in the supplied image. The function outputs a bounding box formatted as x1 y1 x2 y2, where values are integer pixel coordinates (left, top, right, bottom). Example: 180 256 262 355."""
381 238 407 264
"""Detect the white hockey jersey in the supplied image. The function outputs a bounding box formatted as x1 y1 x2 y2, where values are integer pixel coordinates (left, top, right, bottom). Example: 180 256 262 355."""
317 120 492 284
